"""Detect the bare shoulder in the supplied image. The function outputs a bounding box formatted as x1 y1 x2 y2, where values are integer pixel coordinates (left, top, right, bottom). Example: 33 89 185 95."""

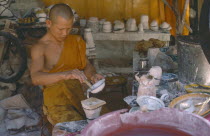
31 39 48 58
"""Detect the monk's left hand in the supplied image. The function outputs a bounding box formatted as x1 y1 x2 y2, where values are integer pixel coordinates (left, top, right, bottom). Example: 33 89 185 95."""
91 73 104 83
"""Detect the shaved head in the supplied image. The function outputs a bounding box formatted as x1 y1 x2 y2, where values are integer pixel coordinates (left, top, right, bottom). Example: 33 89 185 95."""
49 3 74 23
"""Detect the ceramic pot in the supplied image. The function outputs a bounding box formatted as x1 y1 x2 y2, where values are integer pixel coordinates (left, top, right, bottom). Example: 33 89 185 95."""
84 28 95 50
126 18 137 31
140 15 149 29
103 21 112 33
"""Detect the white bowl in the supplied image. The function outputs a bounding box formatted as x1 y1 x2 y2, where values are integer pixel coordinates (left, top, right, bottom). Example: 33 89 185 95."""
136 96 165 111
87 79 105 93
38 18 46 22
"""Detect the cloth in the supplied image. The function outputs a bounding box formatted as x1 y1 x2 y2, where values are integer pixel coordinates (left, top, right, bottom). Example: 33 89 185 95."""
43 35 87 125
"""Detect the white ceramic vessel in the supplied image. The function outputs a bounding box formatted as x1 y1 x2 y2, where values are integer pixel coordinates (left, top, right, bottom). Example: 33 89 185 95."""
140 15 149 29
87 17 99 33
113 20 125 33
150 20 159 31
84 28 95 51
126 18 138 31
136 95 165 111
87 79 106 93
103 21 112 33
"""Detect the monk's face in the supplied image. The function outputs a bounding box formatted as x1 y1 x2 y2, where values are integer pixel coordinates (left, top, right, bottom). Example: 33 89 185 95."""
47 16 73 42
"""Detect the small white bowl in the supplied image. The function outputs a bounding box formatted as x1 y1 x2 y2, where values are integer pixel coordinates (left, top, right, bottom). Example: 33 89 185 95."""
87 79 105 93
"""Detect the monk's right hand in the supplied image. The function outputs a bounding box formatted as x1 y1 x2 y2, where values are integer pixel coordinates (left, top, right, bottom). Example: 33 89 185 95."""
63 69 87 83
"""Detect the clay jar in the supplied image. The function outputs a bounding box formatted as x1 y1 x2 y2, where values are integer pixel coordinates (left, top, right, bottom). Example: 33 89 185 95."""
84 28 95 50
113 20 125 33
160 22 172 31
87 17 99 33
103 21 112 33
99 19 106 32
140 15 149 29
150 20 159 31
126 18 138 31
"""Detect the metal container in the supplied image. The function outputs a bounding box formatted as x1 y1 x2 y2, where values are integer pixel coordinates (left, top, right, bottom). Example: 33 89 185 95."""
177 36 210 85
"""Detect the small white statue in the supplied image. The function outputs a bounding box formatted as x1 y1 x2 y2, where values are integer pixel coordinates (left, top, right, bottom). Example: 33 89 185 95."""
135 66 162 97
135 73 157 97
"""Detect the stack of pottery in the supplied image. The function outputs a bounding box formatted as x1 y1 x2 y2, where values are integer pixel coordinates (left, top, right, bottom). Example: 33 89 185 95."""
99 19 106 32
113 20 125 33
87 17 99 33
72 9 79 23
150 20 159 31
103 21 112 33
84 28 95 50
160 22 172 32
34 8 47 23
126 18 138 31
140 15 149 30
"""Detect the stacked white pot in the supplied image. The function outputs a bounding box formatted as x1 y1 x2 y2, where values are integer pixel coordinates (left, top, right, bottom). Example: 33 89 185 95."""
150 20 159 31
113 20 125 33
103 21 112 33
99 19 106 32
87 17 99 33
84 28 95 51
126 18 138 31
160 22 172 31
140 15 149 30
34 8 47 23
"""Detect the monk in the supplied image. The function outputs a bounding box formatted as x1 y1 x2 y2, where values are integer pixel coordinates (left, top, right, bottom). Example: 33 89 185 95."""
30 3 105 125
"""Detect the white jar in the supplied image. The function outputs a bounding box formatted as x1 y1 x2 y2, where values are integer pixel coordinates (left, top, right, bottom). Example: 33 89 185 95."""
150 20 159 31
160 22 172 31
140 15 149 29
103 21 112 33
87 17 99 33
99 19 106 32
126 18 137 31
84 28 95 50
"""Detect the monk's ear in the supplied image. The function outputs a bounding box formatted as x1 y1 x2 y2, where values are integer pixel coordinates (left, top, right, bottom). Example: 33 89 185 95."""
46 19 52 28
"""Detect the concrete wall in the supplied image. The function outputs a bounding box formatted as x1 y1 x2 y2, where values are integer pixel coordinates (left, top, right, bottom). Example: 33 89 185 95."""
94 41 136 73
95 41 137 59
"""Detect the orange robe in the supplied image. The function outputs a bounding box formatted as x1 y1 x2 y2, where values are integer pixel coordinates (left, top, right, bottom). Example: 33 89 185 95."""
43 35 87 125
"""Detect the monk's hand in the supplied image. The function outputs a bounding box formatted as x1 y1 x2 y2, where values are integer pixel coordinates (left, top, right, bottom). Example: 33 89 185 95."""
90 73 104 83
64 69 87 83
